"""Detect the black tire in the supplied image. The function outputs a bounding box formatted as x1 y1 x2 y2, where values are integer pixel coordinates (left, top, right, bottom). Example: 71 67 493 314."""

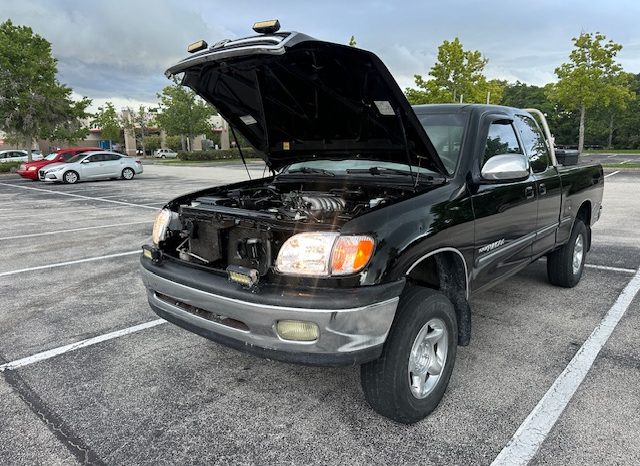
547 220 588 288
121 168 135 180
161 154 166 159
63 170 79 184
360 286 458 424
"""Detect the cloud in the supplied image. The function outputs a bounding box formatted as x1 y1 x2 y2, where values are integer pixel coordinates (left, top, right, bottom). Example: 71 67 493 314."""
3 0 233 108
3 0 639 110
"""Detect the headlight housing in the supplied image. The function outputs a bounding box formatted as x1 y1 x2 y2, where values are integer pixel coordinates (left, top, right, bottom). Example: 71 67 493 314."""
27 166 37 171
276 232 375 277
47 166 63 173
152 209 173 245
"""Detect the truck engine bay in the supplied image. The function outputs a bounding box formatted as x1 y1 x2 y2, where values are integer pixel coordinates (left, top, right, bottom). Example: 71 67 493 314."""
158 180 412 276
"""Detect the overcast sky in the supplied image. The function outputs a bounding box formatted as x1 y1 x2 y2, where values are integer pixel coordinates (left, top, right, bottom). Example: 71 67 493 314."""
3 0 639 111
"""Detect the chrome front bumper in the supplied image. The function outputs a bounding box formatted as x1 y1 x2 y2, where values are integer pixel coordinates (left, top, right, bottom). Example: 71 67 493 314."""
140 259 401 366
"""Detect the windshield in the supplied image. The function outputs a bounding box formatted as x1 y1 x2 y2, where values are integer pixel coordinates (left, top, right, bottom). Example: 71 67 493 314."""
283 159 435 175
44 153 58 161
417 112 467 174
67 154 87 163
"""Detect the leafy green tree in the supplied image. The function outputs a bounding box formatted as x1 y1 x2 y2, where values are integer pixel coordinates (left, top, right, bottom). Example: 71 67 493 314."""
406 38 503 105
0 20 91 161
165 135 183 151
155 84 216 150
608 73 640 148
121 105 154 155
547 32 632 152
348 35 357 47
91 102 121 148
144 135 161 153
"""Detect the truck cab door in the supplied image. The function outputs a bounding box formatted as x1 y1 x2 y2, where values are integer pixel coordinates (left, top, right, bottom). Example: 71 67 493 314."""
515 114 562 257
471 117 538 293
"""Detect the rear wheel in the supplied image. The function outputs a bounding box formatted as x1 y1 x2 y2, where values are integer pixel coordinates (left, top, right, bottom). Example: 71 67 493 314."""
63 171 79 184
121 168 135 180
161 154 166 159
360 286 457 424
547 220 588 288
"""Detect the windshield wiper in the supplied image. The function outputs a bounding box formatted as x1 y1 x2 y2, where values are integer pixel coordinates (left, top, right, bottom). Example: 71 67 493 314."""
286 167 335 176
346 166 413 176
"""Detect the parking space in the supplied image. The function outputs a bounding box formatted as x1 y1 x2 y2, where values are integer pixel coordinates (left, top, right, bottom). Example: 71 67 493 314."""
0 165 638 465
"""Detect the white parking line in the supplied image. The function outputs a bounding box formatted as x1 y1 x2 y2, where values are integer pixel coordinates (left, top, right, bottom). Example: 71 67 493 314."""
0 250 140 277
0 182 159 210
607 154 617 158
604 171 620 178
0 319 166 372
0 205 135 220
585 264 636 274
491 267 640 466
0 222 150 241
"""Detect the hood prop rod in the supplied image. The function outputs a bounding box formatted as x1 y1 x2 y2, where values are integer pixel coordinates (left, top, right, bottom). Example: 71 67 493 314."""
396 110 416 191
230 125 251 180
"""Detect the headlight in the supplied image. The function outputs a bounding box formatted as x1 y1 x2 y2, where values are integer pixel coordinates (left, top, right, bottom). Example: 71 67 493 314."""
152 209 173 245
47 166 63 173
28 166 37 171
276 232 374 276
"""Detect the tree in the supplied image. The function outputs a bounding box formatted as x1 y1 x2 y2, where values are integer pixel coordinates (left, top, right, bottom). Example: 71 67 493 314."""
121 105 154 155
91 102 121 149
348 35 357 47
165 135 183 151
547 32 632 152
0 20 92 161
155 84 216 151
144 135 161 153
406 37 503 105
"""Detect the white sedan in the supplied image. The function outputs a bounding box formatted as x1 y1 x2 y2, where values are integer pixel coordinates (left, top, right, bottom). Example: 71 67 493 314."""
0 150 43 162
40 151 143 184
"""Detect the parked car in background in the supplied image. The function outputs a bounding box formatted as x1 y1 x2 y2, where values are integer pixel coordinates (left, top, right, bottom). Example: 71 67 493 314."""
40 151 143 184
17 146 101 180
153 148 178 159
0 150 43 163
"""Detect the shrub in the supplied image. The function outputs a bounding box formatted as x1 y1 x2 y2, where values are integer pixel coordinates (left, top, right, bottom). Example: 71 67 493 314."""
0 162 21 173
177 148 260 161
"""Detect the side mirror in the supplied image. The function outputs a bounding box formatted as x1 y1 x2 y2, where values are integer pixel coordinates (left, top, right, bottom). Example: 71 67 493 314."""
481 153 530 182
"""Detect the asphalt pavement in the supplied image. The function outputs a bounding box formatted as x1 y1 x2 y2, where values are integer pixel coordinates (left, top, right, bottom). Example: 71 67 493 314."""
0 163 638 465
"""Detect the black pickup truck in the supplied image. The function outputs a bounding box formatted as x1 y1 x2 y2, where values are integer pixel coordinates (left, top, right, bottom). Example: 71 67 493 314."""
140 24 604 423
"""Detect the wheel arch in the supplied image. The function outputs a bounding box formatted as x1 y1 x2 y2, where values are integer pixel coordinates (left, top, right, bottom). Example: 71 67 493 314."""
575 200 592 250
405 248 472 346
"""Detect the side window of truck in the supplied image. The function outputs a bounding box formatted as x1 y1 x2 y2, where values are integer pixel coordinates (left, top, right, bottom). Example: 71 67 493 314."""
516 115 550 173
483 121 523 165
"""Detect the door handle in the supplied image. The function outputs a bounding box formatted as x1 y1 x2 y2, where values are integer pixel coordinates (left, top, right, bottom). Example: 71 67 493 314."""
539 183 547 196
525 186 535 199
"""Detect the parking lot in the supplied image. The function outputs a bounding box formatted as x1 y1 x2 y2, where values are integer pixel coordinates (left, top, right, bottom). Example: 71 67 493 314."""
0 164 638 465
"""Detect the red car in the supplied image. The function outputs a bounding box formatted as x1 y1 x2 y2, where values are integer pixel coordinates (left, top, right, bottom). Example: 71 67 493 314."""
17 147 101 180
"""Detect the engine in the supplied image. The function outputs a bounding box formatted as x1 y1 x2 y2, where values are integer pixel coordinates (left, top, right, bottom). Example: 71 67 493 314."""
189 185 394 223
163 182 408 272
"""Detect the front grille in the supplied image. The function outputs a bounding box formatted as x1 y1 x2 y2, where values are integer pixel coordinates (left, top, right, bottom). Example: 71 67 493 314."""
38 170 45 179
154 291 249 332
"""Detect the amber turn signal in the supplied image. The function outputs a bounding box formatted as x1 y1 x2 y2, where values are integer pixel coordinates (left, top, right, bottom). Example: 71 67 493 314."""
331 236 375 275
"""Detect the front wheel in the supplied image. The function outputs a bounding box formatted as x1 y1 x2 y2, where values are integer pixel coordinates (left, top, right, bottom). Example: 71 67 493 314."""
360 286 457 424
547 220 587 288
121 168 135 180
63 171 79 184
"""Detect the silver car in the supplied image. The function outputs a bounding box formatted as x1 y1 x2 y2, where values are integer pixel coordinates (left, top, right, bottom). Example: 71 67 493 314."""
40 151 143 184
0 149 43 162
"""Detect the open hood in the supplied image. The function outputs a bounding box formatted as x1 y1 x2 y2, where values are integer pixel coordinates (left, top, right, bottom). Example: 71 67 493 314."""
166 32 447 174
